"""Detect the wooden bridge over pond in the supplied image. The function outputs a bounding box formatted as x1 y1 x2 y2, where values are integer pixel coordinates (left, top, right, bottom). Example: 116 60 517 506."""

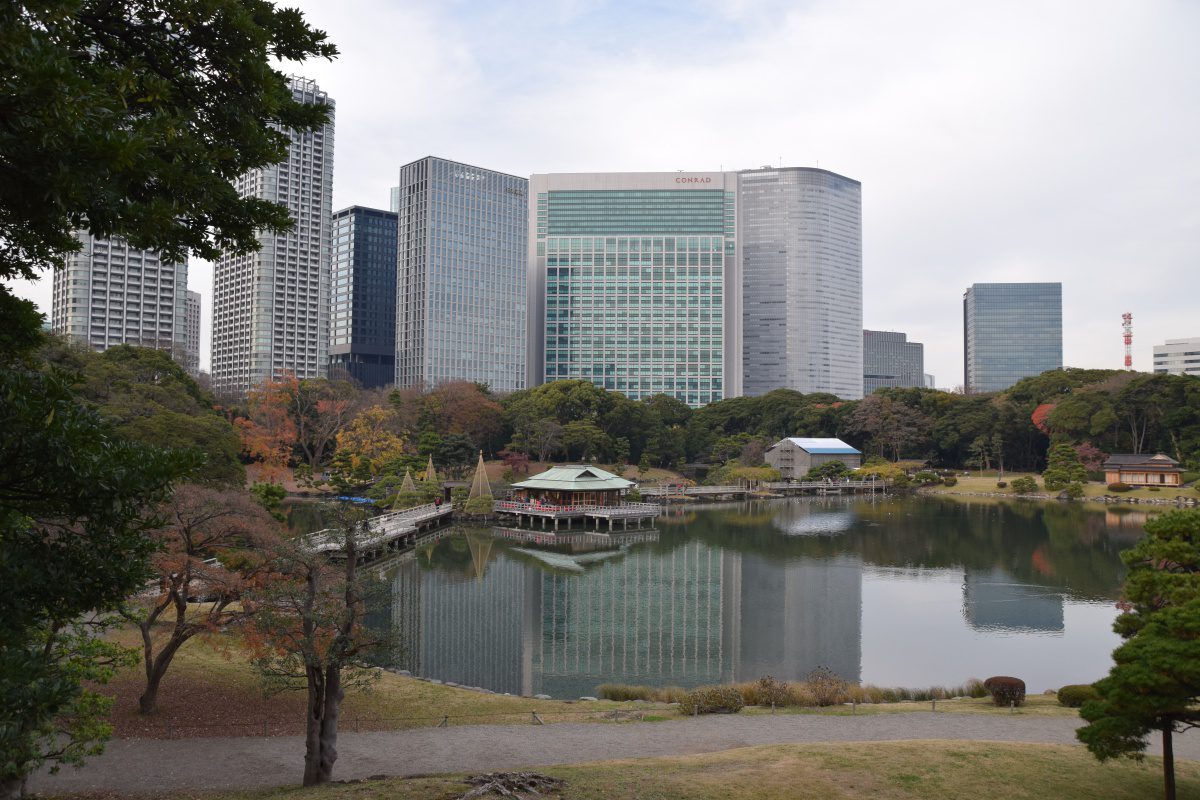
303 503 454 561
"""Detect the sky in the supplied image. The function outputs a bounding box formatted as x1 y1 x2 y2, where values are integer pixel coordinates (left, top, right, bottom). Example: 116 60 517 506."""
8 0 1199 389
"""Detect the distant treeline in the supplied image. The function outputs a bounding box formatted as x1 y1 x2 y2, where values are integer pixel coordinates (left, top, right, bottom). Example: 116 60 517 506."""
40 338 1200 481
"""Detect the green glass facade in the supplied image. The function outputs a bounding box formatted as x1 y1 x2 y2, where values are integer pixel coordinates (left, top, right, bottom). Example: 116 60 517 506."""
536 185 737 407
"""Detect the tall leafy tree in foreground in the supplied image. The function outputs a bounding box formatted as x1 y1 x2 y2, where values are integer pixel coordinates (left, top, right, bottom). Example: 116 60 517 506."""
1 1 336 795
0 368 188 798
246 508 388 786
1078 510 1200 800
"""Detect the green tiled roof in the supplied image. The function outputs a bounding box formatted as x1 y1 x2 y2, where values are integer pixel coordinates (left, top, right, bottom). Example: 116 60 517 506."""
512 465 634 492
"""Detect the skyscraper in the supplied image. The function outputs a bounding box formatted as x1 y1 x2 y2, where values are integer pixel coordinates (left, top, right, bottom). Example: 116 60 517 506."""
739 167 862 399
394 157 527 392
210 76 334 399
184 290 201 376
528 171 741 407
963 282 1062 393
329 206 397 388
1152 337 1200 376
863 330 924 393
51 232 189 360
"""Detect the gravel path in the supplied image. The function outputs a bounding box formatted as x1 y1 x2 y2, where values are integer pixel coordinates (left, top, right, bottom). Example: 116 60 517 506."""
32 712 1199 795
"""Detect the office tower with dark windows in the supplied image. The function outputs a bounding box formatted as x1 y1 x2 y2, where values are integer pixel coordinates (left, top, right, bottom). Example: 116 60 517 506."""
329 206 397 388
863 330 924 393
211 76 334 399
739 167 862 399
184 290 201 376
963 282 1062 393
528 172 741 407
395 157 527 392
51 233 189 360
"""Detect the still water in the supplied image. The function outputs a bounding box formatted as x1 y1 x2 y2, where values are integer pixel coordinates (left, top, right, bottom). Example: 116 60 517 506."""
352 497 1147 699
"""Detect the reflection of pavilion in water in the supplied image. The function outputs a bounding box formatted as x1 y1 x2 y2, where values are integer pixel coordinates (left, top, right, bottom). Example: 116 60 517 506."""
962 567 1064 633
391 532 863 697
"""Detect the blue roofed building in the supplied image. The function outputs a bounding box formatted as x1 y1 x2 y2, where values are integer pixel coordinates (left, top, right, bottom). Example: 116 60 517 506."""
764 437 862 479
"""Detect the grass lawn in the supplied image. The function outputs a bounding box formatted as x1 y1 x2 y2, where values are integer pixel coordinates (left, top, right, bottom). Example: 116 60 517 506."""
101 625 674 739
59 741 1200 800
922 473 1196 503
104 622 1081 739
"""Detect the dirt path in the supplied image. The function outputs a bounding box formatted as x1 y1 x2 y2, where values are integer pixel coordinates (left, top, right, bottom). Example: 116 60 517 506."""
32 712 1198 795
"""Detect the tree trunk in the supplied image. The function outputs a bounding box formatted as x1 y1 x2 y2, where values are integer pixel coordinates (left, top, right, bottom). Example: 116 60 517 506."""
1163 724 1176 800
139 635 188 715
301 666 343 786
303 668 326 786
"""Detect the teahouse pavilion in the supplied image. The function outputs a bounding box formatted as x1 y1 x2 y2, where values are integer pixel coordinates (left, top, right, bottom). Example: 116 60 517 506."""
509 465 634 508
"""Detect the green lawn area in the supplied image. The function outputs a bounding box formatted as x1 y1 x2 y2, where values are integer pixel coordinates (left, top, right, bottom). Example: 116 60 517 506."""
71 741 1199 800
922 472 1196 502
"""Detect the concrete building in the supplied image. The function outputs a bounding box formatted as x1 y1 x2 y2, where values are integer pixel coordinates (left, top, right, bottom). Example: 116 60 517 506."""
963 282 1062 394
210 76 334 399
51 233 189 361
764 437 862 479
740 167 863 399
863 330 924 393
395 157 527 392
1153 337 1200 376
528 171 740 407
184 290 201 376
924 373 936 389
329 206 397 388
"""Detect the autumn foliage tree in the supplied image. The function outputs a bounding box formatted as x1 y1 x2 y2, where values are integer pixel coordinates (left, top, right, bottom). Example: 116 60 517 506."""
242 372 361 475
246 509 388 786
127 485 281 715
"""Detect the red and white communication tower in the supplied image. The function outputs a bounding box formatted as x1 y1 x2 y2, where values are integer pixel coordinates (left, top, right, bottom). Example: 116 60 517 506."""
1122 312 1133 370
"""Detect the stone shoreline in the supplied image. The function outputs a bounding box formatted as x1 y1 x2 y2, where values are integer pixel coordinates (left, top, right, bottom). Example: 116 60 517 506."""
922 488 1198 507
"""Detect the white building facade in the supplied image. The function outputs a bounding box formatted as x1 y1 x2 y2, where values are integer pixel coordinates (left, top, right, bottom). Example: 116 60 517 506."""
51 233 189 360
210 76 334 399
1153 337 1200 376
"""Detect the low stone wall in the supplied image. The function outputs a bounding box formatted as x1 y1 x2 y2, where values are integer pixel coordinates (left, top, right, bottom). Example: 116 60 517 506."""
921 488 1198 507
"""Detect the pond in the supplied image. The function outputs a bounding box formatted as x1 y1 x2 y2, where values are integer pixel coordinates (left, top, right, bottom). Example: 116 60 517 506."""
376 496 1148 699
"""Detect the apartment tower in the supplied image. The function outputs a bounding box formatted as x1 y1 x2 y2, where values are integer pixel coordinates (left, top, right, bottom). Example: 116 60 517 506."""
210 76 334 399
184 290 201 376
51 233 189 361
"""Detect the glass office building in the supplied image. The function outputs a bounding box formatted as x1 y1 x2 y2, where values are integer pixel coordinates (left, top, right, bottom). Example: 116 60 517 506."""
963 282 1062 393
863 329 924 393
739 167 862 399
395 157 527 392
211 76 334 399
329 206 398 388
528 172 741 407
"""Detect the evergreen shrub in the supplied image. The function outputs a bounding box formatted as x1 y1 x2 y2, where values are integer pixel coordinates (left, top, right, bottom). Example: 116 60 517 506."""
680 686 744 715
1107 482 1131 492
942 476 957 487
1057 684 1099 708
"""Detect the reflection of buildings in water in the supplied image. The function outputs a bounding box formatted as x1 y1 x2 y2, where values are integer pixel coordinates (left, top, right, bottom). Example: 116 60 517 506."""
390 556 541 696
730 553 863 684
391 537 867 697
962 567 1064 633
771 500 857 536
1104 509 1152 533
536 542 732 698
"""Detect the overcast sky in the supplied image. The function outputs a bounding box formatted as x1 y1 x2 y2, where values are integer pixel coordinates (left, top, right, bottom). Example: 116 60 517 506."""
8 0 1199 388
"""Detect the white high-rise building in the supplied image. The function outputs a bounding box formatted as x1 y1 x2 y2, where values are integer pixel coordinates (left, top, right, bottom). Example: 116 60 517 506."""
51 233 188 359
1153 337 1200 376
184 290 201 376
739 167 863 399
211 76 334 399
